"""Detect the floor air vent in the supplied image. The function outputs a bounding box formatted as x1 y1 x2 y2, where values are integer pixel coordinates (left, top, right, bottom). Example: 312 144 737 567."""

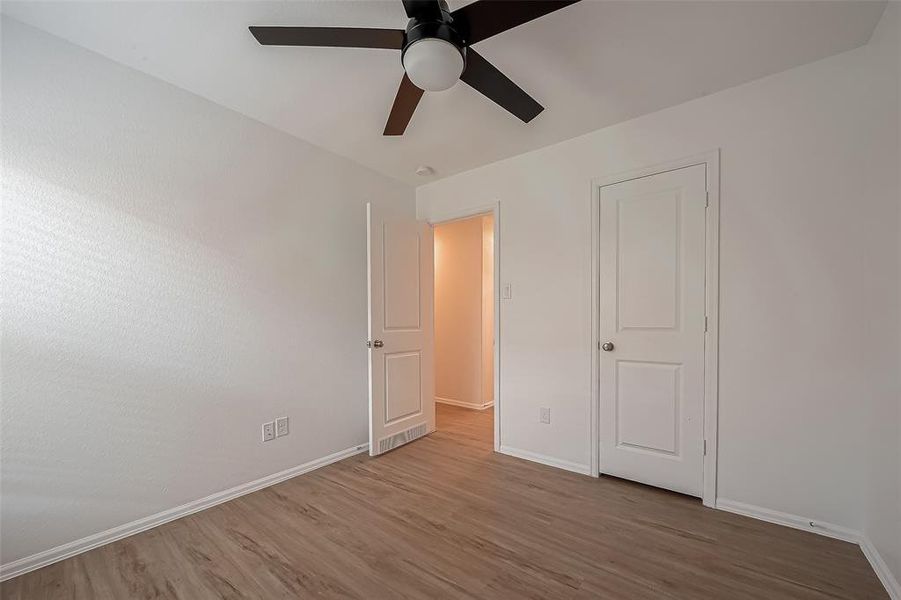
378 422 428 455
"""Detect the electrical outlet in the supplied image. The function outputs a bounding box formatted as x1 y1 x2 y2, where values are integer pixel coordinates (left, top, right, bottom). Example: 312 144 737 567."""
262 421 275 442
275 417 289 438
539 407 551 424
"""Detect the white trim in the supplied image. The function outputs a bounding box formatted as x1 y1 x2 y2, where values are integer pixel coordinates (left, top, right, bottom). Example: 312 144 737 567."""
0 443 369 583
715 498 861 543
498 445 592 476
435 396 495 410
589 181 600 479
426 201 501 452
702 152 721 509
861 536 901 600
590 150 721 507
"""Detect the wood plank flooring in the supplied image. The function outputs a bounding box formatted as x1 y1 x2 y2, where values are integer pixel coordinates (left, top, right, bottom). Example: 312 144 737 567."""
1 404 886 599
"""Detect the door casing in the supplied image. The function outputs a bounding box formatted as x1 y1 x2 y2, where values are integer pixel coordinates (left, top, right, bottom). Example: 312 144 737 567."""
590 150 720 507
426 202 501 452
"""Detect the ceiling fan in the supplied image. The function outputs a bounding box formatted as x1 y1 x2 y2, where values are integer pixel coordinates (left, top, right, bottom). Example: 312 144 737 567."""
249 0 581 135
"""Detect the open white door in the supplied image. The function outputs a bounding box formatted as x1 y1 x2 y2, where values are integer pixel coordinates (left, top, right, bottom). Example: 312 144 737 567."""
367 203 434 456
599 164 707 497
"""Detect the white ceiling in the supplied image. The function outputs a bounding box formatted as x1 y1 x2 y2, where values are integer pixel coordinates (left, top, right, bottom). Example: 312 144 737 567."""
2 1 886 185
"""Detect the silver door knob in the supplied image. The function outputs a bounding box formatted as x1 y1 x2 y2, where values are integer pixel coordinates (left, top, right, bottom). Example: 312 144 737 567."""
367 339 384 348
601 342 615 352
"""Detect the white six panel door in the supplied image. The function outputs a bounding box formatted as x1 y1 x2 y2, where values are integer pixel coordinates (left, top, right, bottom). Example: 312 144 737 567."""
599 164 707 497
367 203 435 456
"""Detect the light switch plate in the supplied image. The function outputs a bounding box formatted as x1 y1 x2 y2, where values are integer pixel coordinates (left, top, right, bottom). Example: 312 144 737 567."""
275 416 289 437
502 284 512 299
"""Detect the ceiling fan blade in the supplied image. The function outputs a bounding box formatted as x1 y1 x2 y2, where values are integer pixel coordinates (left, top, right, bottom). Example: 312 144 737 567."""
384 74 425 136
402 0 443 20
451 0 580 45
249 27 405 50
460 48 542 123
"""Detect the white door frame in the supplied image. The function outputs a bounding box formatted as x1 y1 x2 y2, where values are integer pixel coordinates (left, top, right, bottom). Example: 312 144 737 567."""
590 150 720 507
426 202 501 452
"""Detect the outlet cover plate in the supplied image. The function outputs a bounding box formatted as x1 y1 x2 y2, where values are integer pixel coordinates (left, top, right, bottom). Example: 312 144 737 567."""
539 407 551 424
276 417 289 437
262 421 275 442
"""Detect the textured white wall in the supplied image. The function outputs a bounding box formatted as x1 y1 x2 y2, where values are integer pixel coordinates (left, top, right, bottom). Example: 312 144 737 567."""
0 18 413 566
418 5 900 551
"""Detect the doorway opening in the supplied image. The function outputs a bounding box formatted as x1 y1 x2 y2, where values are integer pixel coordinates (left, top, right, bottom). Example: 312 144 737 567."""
433 213 495 443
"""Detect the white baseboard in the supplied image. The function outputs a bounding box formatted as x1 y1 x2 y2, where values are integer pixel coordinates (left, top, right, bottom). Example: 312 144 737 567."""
435 396 494 411
715 498 861 543
717 498 899 599
0 443 369 582
498 445 591 476
861 536 901 600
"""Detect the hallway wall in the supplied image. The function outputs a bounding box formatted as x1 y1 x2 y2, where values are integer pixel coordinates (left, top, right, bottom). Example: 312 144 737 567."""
434 215 494 409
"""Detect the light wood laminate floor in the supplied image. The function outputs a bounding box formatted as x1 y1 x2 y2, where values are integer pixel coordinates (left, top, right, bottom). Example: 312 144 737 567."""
1 404 886 599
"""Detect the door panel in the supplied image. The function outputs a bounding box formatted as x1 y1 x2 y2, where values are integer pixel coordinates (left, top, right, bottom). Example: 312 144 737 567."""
599 164 706 497
616 361 680 455
618 190 680 330
383 221 421 330
368 204 434 456
384 351 422 423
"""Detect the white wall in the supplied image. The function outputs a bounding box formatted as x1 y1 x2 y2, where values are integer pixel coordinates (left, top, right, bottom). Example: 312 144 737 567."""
0 18 413 568
418 4 900 570
862 4 901 591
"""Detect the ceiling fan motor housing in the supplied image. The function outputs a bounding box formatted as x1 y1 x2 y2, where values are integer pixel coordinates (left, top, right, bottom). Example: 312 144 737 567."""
402 7 467 91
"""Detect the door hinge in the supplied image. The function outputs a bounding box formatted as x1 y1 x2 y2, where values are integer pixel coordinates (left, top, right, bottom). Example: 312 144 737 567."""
705 192 709 207
703 439 707 455
704 316 708 332
598 340 601 350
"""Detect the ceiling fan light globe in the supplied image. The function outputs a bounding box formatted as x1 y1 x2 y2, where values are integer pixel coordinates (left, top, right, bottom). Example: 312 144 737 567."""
402 37 464 92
